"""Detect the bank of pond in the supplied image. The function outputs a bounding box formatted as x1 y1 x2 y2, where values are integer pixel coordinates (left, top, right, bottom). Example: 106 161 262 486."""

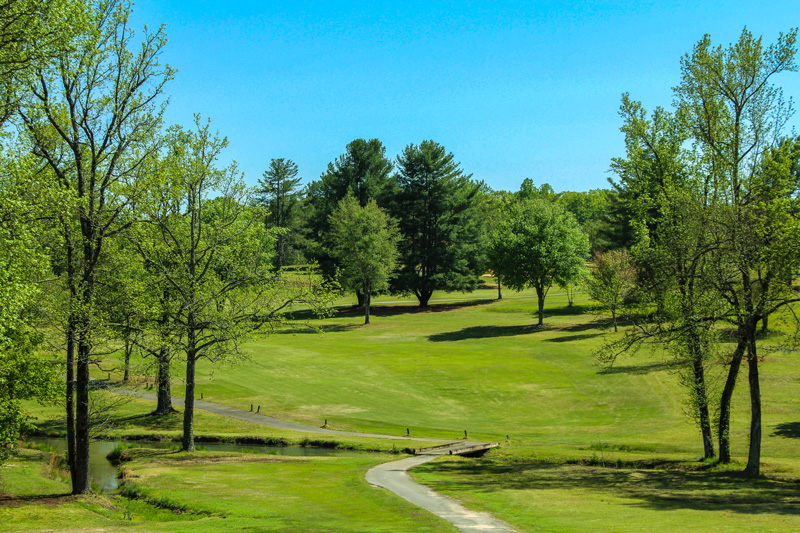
27 437 366 492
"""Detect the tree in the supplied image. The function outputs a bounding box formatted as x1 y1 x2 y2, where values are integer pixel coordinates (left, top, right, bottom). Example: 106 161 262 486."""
0 151 64 463
0 0 80 465
587 250 636 332
18 0 173 493
391 140 487 307
488 199 589 325
329 196 400 324
604 28 800 470
255 158 305 268
0 0 80 124
134 118 332 452
557 189 613 252
307 138 395 279
676 28 800 474
0 330 61 461
604 92 732 461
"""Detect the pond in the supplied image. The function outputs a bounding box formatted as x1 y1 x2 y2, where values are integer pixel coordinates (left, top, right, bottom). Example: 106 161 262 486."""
31 438 362 492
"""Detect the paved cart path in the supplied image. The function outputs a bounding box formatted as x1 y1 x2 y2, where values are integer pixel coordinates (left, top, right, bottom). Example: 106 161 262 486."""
123 388 516 532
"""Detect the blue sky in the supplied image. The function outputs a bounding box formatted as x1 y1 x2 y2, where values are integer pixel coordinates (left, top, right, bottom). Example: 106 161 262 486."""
129 1 799 193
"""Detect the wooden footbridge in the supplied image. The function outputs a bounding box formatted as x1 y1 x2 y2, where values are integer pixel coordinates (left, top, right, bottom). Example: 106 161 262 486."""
413 442 499 458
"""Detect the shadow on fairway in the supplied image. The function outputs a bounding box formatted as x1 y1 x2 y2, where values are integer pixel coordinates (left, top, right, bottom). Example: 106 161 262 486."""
428 324 543 342
551 319 612 333
283 299 495 322
0 493 75 507
598 361 680 375
544 333 602 343
421 460 800 516
275 323 361 335
114 411 184 430
773 422 800 439
353 299 495 316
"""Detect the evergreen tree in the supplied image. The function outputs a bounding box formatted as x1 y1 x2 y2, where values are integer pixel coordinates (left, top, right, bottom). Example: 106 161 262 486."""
391 140 487 307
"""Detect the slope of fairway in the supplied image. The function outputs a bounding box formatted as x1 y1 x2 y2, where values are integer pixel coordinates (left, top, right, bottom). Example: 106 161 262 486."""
184 290 782 461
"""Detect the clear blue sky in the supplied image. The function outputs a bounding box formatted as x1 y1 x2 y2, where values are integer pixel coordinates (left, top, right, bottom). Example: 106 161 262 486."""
129 1 799 193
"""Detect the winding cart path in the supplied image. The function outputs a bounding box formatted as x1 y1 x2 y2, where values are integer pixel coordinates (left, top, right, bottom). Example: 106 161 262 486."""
125 388 515 532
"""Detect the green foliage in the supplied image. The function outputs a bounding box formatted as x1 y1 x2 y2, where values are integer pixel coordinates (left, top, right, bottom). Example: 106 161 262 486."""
329 196 400 323
586 250 636 332
255 158 307 267
488 198 589 324
607 27 800 471
557 189 614 252
0 0 83 124
0 331 62 461
517 178 556 201
307 138 396 276
391 140 487 306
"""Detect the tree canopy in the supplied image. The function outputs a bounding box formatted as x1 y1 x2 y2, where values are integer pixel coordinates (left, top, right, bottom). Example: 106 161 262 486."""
391 140 487 307
329 196 400 324
488 198 589 325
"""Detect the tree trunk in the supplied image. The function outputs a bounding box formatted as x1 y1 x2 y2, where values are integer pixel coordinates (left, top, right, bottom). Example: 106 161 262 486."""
535 285 545 326
417 290 432 308
356 290 365 308
182 352 196 452
65 322 77 483
611 308 618 332
497 279 502 300
691 355 715 460
123 338 132 382
154 349 173 415
73 334 92 494
363 284 371 325
744 323 762 477
718 338 745 464
761 315 768 334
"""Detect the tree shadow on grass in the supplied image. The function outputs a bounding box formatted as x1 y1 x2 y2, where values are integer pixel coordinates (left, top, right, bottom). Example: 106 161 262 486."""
544 305 589 317
351 299 495 316
544 333 602 343
421 459 800 516
114 411 184 431
32 410 185 436
283 299 495 323
428 324 544 342
773 422 800 439
0 493 75 507
275 323 360 335
550 318 611 333
598 361 681 375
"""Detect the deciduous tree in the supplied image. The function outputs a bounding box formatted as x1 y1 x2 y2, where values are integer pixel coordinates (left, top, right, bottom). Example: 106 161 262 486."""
676 28 800 474
329 196 399 324
488 199 588 325
18 0 172 492
587 250 636 332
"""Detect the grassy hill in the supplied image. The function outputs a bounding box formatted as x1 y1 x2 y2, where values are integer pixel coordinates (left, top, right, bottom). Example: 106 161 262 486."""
5 284 800 531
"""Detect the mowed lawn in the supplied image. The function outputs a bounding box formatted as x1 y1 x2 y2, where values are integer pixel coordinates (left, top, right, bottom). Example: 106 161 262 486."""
6 284 800 532
182 288 798 463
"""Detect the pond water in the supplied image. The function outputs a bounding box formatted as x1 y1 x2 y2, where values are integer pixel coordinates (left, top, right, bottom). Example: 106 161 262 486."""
31 438 360 492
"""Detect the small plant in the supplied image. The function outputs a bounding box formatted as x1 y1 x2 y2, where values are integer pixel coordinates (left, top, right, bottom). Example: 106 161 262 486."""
43 451 71 482
107 442 141 464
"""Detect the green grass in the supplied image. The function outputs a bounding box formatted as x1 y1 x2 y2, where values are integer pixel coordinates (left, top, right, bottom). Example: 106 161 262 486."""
0 448 201 531
412 452 800 532
143 289 779 461
0 448 455 532
118 449 456 531
8 281 800 531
